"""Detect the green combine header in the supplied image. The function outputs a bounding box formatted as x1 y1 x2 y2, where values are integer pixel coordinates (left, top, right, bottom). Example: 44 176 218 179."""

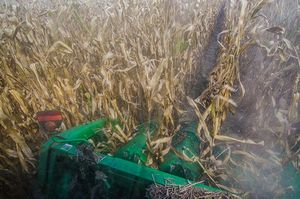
37 118 300 198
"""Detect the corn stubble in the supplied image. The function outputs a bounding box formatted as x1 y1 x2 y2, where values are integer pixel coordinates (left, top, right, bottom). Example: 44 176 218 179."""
0 0 299 198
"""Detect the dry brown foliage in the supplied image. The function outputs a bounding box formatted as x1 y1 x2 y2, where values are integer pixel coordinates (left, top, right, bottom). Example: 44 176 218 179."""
0 0 299 198
0 0 221 196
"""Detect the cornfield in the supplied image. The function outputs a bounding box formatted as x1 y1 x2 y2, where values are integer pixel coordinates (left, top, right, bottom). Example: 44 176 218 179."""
0 0 299 198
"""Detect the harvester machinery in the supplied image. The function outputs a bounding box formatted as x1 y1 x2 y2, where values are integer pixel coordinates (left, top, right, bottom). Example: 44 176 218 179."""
36 111 300 199
37 115 223 199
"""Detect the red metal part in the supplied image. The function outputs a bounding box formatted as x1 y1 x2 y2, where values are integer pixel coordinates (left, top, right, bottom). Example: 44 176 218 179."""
36 111 63 132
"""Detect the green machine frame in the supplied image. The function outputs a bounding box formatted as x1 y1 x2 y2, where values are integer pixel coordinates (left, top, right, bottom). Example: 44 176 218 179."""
38 119 221 199
38 119 300 198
